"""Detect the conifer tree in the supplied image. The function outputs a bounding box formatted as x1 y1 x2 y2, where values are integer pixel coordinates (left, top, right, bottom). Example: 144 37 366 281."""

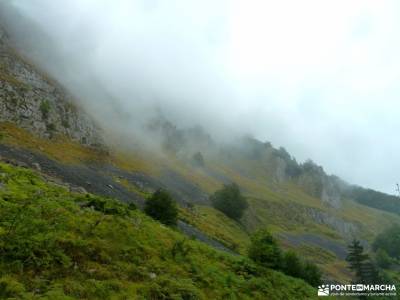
346 239 371 283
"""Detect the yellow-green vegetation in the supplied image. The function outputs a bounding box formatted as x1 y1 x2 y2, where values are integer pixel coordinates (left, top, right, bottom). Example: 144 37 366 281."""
2 123 400 285
0 162 318 299
109 148 161 176
338 197 400 240
0 122 109 164
114 176 151 198
0 71 26 88
179 205 250 254
242 197 336 235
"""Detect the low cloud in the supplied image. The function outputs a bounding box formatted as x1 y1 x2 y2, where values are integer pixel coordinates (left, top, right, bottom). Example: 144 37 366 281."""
1 0 399 194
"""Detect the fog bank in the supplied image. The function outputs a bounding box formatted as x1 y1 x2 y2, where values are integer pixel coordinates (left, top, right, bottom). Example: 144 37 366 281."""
1 0 400 194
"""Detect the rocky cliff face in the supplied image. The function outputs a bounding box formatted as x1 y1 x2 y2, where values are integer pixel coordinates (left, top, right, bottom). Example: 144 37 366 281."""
0 26 103 146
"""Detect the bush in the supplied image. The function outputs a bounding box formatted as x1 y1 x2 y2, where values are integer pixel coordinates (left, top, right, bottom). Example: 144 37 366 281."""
171 239 191 260
0 276 25 299
211 183 248 221
282 251 321 286
248 229 282 269
301 261 322 287
40 100 51 119
249 230 322 287
46 123 56 132
282 251 303 278
145 189 178 226
137 277 202 300
192 152 205 167
375 248 392 269
373 225 400 259
84 195 132 216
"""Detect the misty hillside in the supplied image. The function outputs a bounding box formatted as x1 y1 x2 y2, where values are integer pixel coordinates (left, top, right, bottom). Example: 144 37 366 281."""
1 3 400 300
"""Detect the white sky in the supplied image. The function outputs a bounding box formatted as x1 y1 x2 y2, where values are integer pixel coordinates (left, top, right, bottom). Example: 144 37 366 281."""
3 0 400 194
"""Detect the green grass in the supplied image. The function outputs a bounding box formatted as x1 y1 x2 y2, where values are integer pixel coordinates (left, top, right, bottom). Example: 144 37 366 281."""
114 176 152 198
179 205 250 254
0 122 110 165
0 162 318 299
2 123 400 285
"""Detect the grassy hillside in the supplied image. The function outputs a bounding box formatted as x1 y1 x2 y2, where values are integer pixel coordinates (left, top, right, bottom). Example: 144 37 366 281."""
0 162 318 299
179 205 251 254
1 122 400 284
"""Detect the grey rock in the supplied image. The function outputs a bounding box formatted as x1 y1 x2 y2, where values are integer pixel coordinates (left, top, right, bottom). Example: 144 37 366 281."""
0 25 104 147
70 186 87 194
307 207 360 237
32 162 41 171
16 161 28 168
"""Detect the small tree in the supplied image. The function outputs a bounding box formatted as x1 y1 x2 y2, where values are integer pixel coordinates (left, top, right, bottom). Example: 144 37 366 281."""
282 251 303 278
145 189 178 226
301 261 322 287
375 248 391 269
360 259 380 283
346 239 370 283
248 229 282 269
282 251 322 287
373 225 400 260
192 152 205 167
211 183 248 221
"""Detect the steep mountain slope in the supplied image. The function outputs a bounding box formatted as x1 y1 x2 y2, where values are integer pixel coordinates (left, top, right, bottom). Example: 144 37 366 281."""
1 20 399 292
0 162 317 299
2 107 399 284
0 25 102 146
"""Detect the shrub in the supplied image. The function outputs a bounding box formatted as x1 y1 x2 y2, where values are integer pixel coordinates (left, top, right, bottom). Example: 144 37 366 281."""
248 229 282 269
40 100 51 119
282 251 303 278
46 123 56 132
211 183 248 221
171 239 191 260
375 248 392 269
137 277 202 300
62 119 70 129
373 225 400 259
249 230 322 286
301 261 322 287
192 152 205 167
84 195 132 216
145 189 178 226
0 276 25 299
